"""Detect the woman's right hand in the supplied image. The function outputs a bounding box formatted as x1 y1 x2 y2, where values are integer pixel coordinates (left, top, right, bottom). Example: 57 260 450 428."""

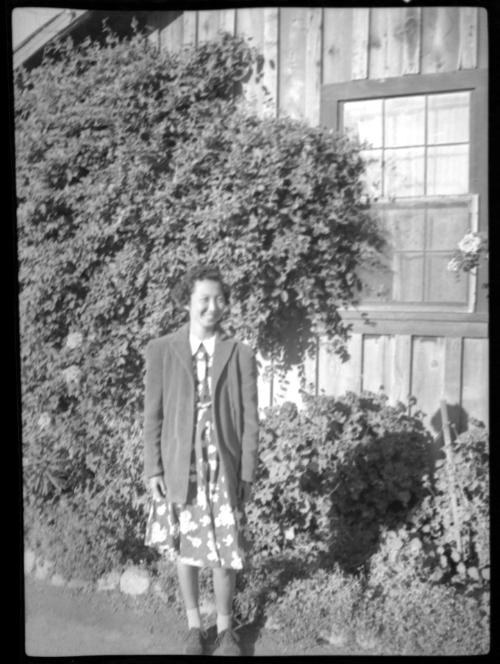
149 475 166 501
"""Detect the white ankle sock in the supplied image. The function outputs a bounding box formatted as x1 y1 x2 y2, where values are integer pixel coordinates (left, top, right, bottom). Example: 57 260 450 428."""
186 607 201 630
217 612 232 634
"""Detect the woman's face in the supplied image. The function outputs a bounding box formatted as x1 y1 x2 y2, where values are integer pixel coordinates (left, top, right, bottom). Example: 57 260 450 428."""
187 279 226 334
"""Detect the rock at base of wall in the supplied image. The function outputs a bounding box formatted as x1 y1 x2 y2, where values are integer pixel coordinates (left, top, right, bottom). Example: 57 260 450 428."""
97 570 121 592
119 566 150 596
50 573 67 587
24 549 36 575
67 578 90 591
34 559 55 581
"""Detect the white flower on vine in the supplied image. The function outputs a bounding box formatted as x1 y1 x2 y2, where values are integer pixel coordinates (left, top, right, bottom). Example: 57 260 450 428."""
37 412 51 430
447 257 461 273
458 232 482 255
65 332 83 349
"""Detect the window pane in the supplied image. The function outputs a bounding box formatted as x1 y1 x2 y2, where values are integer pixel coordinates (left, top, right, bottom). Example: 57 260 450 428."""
426 204 470 250
385 147 425 197
385 96 425 147
343 99 383 148
360 149 383 198
427 145 469 195
384 207 425 251
393 253 424 302
426 255 468 303
427 92 470 145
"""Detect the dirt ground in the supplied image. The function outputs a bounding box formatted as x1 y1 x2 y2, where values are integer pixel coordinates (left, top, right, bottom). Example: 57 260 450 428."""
24 576 347 657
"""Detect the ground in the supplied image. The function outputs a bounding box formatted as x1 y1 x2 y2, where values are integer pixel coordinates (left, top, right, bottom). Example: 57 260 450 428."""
24 577 349 657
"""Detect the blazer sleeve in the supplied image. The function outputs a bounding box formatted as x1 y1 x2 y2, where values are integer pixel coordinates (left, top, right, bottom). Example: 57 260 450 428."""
238 344 259 483
143 338 164 481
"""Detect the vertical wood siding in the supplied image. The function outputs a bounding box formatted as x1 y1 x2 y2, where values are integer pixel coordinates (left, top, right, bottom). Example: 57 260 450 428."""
236 7 278 117
271 333 487 429
146 7 487 428
152 6 482 121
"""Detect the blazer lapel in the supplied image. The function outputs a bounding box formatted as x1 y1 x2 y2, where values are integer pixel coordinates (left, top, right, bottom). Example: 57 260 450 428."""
212 328 236 394
170 323 194 386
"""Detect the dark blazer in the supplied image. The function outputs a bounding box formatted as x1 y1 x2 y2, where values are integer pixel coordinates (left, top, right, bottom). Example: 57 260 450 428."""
143 323 259 507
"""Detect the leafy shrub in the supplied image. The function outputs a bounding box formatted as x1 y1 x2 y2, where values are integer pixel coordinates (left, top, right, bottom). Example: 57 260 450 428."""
266 565 363 648
262 562 489 655
357 564 489 654
247 391 433 570
404 423 489 587
17 28 382 575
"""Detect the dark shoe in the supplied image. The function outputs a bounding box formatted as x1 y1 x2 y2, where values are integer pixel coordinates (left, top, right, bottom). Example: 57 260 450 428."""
184 627 205 655
212 628 241 656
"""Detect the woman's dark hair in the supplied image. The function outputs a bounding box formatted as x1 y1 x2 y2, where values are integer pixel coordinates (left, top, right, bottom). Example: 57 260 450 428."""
172 264 231 306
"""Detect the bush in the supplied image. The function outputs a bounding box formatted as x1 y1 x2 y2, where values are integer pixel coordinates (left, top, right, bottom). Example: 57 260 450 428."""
262 563 489 655
247 391 433 570
404 423 489 587
358 565 489 654
266 566 363 648
17 28 382 575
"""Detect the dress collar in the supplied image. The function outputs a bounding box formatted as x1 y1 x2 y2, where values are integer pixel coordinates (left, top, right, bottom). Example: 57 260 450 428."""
189 331 216 357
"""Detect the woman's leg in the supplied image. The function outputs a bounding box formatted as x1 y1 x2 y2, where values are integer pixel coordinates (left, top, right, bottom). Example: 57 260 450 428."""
212 567 236 633
177 561 201 628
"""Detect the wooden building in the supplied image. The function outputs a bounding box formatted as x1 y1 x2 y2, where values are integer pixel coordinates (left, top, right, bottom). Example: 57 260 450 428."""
13 7 489 431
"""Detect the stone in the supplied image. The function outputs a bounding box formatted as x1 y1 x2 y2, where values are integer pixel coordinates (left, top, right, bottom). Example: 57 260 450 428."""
119 566 150 596
326 630 349 647
50 573 67 587
34 559 54 581
67 578 89 591
97 570 121 591
24 549 36 575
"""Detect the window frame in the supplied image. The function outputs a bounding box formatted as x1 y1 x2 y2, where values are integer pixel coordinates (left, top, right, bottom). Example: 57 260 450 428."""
321 69 488 323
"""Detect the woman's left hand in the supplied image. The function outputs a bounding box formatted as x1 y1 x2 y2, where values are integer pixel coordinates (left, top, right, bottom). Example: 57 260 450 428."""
238 481 252 504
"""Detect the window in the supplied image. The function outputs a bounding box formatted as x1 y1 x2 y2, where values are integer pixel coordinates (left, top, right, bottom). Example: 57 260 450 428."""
343 92 470 199
322 70 487 313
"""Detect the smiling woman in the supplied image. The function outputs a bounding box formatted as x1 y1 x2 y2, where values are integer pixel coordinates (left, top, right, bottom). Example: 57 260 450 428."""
143 264 259 656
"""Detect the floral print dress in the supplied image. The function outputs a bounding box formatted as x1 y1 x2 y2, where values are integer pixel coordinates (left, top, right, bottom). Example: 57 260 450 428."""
145 340 249 569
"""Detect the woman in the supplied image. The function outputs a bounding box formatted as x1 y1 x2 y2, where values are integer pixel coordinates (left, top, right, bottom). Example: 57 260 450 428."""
143 264 259 656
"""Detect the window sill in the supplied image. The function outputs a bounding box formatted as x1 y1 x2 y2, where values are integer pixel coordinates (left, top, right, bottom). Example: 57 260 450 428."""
339 308 488 337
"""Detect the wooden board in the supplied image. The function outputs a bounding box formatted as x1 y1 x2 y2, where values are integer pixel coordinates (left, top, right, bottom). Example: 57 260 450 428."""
279 8 322 121
256 352 273 410
362 334 394 395
458 7 478 70
391 334 412 406
279 7 308 120
443 337 462 407
462 337 489 427
369 7 421 79
421 7 478 74
182 11 197 47
304 8 323 125
410 336 446 431
271 364 302 409
478 6 488 69
236 7 278 116
323 8 369 84
317 333 363 396
146 11 161 49
197 9 235 43
158 11 184 53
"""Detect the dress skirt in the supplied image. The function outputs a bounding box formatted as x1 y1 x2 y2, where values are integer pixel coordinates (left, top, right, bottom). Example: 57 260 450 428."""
145 400 250 570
